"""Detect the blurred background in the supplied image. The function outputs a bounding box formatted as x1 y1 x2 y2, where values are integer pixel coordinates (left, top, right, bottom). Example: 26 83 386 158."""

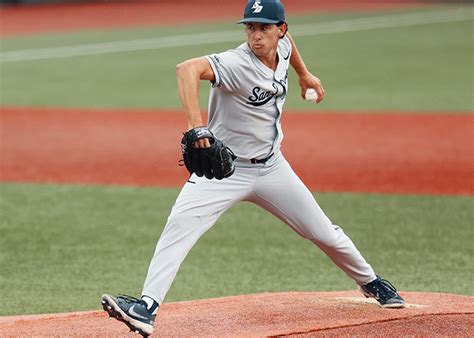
0 0 472 317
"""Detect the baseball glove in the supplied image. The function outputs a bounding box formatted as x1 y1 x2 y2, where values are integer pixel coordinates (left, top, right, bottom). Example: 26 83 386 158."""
181 127 236 180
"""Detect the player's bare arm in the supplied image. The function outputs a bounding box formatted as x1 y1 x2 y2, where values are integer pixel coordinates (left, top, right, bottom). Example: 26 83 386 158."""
286 32 325 103
176 57 215 148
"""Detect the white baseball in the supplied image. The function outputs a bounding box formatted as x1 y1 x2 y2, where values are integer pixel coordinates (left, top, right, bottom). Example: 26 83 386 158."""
305 88 318 102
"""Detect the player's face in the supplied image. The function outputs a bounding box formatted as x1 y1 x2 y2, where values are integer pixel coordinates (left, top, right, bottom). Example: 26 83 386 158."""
245 23 283 57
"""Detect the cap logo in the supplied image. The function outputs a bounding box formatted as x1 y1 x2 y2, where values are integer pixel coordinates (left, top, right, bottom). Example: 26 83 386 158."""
251 1 263 13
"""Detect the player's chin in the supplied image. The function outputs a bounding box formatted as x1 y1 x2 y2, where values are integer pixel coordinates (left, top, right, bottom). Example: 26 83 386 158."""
251 46 266 56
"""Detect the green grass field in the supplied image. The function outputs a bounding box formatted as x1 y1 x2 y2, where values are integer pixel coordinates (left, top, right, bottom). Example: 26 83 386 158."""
0 5 473 316
1 7 473 111
0 183 472 315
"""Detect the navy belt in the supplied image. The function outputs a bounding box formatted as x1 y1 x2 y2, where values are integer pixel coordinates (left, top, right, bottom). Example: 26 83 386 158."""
250 153 274 164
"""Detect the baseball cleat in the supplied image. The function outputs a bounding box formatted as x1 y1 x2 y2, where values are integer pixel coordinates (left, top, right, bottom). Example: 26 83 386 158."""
359 276 405 308
101 294 155 337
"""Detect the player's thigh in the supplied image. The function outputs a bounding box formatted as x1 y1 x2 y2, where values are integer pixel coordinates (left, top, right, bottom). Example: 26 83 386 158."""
171 169 253 219
253 158 334 240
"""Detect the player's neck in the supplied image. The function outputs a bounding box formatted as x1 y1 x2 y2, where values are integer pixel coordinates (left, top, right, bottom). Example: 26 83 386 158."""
257 49 278 71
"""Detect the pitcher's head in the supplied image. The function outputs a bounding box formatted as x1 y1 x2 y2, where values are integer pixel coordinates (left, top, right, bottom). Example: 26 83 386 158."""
238 1 287 57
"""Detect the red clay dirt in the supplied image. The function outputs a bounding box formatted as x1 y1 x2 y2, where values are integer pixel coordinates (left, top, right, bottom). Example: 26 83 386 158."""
0 0 425 37
0 291 472 336
1 106 473 195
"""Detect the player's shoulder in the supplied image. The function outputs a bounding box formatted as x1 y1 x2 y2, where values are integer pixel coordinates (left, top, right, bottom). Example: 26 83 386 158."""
223 43 253 62
208 43 252 69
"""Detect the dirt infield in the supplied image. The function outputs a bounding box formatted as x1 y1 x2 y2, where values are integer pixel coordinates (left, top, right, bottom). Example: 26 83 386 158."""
1 106 473 195
0 0 424 37
0 291 472 336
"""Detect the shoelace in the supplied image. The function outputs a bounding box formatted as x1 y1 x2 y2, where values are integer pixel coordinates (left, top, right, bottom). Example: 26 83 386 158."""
117 294 141 304
376 278 398 299
379 278 398 292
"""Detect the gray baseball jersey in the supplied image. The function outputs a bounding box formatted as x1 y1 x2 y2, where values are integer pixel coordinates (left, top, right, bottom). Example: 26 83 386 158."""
205 36 291 160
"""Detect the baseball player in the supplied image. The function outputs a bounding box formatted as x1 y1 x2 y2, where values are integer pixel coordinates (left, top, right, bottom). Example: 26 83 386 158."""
101 0 404 336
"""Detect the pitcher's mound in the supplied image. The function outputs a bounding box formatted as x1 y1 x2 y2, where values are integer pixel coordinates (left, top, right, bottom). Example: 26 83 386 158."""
1 291 472 336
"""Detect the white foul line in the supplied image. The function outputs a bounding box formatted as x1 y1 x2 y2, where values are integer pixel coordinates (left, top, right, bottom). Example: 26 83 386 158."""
0 8 472 63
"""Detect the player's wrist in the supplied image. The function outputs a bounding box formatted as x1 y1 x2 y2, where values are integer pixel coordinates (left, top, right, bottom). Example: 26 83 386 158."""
297 68 312 79
187 122 206 131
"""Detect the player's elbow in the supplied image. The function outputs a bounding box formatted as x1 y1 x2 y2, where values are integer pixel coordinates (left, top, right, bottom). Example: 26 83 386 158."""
177 58 212 81
175 61 185 78
176 60 194 79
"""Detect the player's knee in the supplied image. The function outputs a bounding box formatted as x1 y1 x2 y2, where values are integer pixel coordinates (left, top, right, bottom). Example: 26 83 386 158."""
165 210 214 234
306 224 345 248
307 234 335 247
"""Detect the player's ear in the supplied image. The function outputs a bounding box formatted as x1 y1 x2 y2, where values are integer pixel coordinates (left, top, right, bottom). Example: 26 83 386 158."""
277 22 288 38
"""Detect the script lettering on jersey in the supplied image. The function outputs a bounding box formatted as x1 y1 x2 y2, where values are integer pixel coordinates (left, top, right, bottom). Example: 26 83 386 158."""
246 83 278 106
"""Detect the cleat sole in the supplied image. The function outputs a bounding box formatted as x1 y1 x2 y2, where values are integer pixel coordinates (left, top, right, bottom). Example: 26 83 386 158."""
381 302 405 309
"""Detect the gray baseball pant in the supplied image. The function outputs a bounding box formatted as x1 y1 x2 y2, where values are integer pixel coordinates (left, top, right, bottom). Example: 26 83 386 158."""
142 152 376 304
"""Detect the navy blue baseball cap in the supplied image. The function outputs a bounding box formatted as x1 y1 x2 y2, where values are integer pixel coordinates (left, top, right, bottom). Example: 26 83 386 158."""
238 0 286 24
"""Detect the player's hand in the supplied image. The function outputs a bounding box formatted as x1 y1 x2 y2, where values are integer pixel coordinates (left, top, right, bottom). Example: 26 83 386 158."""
186 125 212 148
181 127 236 180
194 138 211 148
298 72 325 103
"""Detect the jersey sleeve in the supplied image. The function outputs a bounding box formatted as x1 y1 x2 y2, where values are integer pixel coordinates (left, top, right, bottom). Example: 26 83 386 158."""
205 51 242 92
